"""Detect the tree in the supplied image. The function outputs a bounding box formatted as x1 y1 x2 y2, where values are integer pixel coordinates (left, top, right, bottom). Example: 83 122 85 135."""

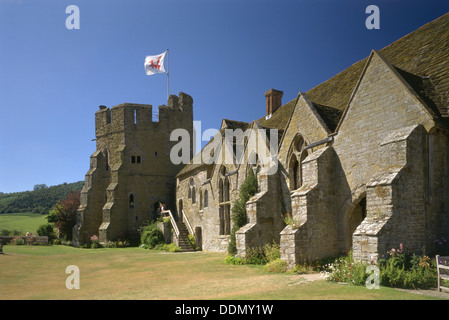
227 169 258 255
33 184 48 191
46 190 80 240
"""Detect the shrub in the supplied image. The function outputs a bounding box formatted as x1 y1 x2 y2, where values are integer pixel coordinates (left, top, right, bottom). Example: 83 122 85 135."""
1 229 22 236
293 262 320 274
228 169 258 255
11 237 25 245
90 235 101 249
140 222 165 249
323 244 438 289
244 242 280 265
187 234 197 251
105 241 117 248
225 255 245 265
225 242 281 266
263 241 280 262
37 223 56 242
153 243 182 252
245 246 269 265
321 254 369 286
264 259 287 273
378 246 437 289
46 191 80 241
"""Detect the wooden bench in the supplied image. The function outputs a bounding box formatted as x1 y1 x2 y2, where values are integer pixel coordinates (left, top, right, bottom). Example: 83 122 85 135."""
436 255 449 292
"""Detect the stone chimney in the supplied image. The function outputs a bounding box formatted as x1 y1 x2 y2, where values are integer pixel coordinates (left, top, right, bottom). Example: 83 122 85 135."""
265 89 283 116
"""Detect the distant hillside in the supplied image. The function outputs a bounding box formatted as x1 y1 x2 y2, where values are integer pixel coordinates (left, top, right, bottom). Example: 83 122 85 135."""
0 181 84 215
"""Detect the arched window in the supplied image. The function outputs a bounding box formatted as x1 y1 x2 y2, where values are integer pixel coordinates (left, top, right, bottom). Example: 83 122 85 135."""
199 188 203 210
289 135 308 190
218 167 231 235
192 185 196 204
204 190 208 208
188 178 195 203
291 158 299 190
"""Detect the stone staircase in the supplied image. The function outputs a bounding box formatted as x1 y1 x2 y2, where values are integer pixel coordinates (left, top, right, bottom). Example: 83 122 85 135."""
176 221 195 252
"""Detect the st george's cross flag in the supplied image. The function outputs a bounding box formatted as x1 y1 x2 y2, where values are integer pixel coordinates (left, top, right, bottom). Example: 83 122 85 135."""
144 51 167 75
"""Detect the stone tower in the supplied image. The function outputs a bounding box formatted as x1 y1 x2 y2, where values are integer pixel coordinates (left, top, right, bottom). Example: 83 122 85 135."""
73 92 193 245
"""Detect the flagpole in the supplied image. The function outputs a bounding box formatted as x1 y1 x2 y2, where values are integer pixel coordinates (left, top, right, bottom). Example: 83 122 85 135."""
166 49 169 101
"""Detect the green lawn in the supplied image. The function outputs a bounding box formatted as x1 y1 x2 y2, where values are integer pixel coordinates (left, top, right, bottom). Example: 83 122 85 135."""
0 245 445 300
0 213 47 235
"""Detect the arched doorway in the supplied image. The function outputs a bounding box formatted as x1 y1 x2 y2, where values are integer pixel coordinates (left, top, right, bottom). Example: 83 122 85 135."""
347 196 367 251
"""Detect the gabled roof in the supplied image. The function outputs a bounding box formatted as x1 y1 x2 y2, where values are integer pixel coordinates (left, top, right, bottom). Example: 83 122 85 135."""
256 98 297 131
306 12 449 123
178 12 449 178
177 119 251 177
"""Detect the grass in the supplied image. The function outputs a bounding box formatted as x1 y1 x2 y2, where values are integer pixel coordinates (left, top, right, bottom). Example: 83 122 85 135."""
0 245 445 300
0 212 47 235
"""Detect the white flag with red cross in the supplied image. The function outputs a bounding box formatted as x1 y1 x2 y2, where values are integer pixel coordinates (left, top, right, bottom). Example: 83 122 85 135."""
144 51 167 75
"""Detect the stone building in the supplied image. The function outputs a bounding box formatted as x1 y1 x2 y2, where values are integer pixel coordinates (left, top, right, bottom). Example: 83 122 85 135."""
176 13 449 268
73 93 193 245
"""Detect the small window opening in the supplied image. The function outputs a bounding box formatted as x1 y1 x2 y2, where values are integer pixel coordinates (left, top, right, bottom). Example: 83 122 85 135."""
129 194 135 209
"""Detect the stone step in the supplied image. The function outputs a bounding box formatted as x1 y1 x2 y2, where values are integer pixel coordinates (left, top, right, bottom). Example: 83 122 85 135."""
174 221 195 252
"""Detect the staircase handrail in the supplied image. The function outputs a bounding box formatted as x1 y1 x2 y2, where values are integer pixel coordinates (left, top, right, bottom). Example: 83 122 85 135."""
182 210 195 236
163 210 179 237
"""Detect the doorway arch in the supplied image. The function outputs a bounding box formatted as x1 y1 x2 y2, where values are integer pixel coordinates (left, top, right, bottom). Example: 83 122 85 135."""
345 195 367 252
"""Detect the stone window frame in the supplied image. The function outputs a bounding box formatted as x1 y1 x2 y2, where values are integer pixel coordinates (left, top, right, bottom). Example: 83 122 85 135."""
203 189 208 208
218 166 231 236
199 188 204 210
129 193 135 209
188 178 196 204
287 135 308 191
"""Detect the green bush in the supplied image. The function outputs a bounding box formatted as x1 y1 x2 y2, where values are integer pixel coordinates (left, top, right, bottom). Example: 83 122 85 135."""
264 259 287 273
321 254 369 286
293 261 321 274
187 234 197 250
379 250 437 289
1 229 22 236
228 169 258 255
140 222 165 249
36 223 56 242
225 242 281 266
244 242 280 265
322 244 438 289
11 237 25 245
225 255 244 265
153 243 182 252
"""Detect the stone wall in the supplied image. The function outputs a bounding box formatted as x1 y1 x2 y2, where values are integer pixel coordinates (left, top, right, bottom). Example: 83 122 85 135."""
74 93 193 245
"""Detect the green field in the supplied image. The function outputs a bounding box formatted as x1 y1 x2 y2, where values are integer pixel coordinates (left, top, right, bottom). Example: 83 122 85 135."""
0 213 47 235
0 245 445 300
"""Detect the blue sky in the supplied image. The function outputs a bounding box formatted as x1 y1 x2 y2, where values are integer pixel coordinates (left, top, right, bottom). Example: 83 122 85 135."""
0 0 448 193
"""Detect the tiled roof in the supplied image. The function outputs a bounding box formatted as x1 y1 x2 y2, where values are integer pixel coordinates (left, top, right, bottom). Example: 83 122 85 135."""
307 12 449 121
178 12 449 177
